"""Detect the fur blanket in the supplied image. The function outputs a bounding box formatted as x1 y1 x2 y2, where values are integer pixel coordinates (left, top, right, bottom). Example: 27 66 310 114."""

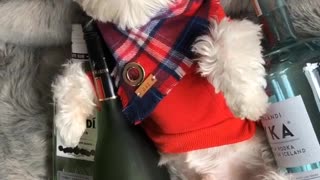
0 1 73 179
222 0 320 37
0 0 319 179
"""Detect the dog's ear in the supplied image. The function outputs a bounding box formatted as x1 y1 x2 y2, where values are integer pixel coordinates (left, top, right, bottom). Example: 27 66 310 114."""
0 0 74 46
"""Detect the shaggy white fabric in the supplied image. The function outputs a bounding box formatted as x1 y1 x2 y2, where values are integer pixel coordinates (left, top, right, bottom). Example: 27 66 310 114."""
0 45 69 179
0 0 74 179
0 0 72 46
288 0 320 37
221 0 320 37
52 61 96 147
192 19 269 121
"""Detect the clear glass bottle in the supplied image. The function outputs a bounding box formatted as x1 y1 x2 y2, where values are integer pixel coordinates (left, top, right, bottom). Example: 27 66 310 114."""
52 24 96 180
252 0 320 179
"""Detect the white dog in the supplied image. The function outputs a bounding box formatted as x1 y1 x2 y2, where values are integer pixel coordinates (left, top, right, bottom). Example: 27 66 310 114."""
53 0 290 179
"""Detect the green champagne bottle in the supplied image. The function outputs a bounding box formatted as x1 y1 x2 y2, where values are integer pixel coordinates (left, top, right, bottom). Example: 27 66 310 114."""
82 20 170 180
252 0 320 179
53 24 97 180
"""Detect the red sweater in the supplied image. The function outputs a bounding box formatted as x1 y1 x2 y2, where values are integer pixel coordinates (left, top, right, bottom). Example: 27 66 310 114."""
97 0 256 153
142 69 256 153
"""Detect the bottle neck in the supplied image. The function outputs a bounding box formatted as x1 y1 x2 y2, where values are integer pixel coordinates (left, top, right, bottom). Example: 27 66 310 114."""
82 20 117 101
253 0 297 50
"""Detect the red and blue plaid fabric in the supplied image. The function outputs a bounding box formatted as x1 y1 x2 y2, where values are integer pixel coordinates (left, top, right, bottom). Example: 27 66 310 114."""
98 0 226 123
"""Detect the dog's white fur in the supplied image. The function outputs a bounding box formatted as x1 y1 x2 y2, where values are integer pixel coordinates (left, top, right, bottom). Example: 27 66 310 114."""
52 61 96 147
159 129 289 180
192 19 268 120
54 0 289 179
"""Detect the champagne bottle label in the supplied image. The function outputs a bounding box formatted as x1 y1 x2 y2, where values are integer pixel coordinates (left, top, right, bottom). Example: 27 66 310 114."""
56 115 97 161
57 171 93 180
261 95 320 168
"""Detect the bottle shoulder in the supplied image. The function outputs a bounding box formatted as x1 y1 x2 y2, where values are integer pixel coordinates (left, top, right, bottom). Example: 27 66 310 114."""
264 38 320 67
265 38 320 58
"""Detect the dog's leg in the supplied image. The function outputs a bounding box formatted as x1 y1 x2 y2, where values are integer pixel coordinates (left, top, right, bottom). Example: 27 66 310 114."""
192 19 269 121
254 130 292 180
166 165 183 180
52 61 96 147
201 174 216 180
159 153 203 180
228 129 291 180
160 130 290 180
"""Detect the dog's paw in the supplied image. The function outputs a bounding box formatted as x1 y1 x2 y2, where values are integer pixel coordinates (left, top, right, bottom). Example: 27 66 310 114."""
229 90 269 121
52 61 97 147
192 19 268 121
56 113 87 147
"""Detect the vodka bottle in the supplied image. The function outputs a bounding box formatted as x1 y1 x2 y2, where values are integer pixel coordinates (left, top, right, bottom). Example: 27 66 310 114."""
252 0 320 179
52 24 97 180
82 20 170 180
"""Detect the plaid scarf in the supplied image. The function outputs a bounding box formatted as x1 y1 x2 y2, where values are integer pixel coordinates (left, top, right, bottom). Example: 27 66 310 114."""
98 0 225 123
